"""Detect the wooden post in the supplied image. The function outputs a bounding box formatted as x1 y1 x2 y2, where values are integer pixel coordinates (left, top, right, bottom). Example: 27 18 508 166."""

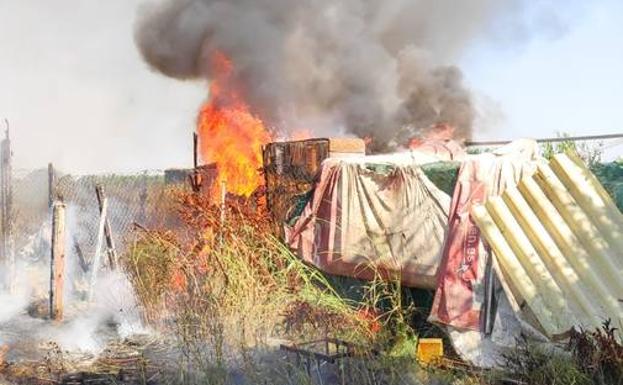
94 185 117 270
193 132 199 170
89 197 108 302
0 126 14 293
190 132 201 192
48 163 55 207
50 201 66 321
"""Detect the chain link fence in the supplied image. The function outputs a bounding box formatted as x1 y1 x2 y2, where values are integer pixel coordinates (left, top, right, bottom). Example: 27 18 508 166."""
12 167 187 267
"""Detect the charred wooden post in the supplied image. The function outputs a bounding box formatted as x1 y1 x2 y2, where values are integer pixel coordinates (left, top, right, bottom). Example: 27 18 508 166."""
95 185 118 269
0 126 14 293
89 197 108 302
189 132 202 192
262 138 365 239
73 236 89 273
48 163 55 207
193 132 199 170
50 201 66 320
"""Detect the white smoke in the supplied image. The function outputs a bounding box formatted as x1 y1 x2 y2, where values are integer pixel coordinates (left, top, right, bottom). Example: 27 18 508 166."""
45 270 146 353
0 203 147 360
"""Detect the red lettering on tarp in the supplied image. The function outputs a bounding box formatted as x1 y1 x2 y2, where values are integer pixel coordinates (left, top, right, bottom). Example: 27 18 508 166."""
429 164 487 330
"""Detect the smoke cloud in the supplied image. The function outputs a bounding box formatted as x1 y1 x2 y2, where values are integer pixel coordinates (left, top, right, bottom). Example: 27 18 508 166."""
134 0 537 150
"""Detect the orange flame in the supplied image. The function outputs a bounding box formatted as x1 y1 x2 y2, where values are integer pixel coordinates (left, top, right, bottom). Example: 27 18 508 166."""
408 122 455 148
197 52 272 197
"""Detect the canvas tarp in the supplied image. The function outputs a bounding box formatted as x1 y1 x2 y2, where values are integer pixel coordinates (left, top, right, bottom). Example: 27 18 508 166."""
423 139 550 367
429 139 540 330
285 151 452 289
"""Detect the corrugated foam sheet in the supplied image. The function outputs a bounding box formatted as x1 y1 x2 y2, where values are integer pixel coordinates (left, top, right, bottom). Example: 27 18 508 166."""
472 151 623 338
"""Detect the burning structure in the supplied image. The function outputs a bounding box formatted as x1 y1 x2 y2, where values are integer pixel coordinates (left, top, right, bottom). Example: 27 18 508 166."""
134 0 488 196
262 137 366 236
265 136 623 367
130 0 623 370
1 1 622 383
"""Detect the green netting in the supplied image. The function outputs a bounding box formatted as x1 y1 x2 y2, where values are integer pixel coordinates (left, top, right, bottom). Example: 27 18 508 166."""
591 161 623 212
420 160 623 212
283 160 621 228
361 161 461 194
420 161 460 196
286 190 314 226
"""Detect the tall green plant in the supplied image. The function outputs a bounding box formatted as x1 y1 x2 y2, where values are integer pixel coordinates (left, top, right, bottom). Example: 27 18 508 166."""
541 132 604 167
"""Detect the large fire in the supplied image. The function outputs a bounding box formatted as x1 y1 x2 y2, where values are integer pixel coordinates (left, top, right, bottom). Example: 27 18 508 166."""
197 52 272 197
408 122 455 148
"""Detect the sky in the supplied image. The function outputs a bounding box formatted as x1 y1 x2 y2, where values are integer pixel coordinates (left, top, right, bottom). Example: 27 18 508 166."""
462 0 623 144
0 0 621 174
0 0 206 174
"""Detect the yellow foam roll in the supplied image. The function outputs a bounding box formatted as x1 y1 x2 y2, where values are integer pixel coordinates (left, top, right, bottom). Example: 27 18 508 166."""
472 204 562 337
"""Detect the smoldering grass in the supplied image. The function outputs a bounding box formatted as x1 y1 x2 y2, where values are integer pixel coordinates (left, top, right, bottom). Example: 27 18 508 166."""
122 190 374 380
121 189 485 384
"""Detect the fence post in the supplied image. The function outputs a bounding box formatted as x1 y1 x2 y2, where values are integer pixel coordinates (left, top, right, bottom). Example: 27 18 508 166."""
190 132 201 192
95 185 117 270
89 197 108 302
0 126 14 293
48 163 55 207
193 132 199 170
50 201 66 321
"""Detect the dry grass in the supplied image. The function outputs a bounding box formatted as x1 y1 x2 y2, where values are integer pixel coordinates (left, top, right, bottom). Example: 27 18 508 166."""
123 190 388 383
